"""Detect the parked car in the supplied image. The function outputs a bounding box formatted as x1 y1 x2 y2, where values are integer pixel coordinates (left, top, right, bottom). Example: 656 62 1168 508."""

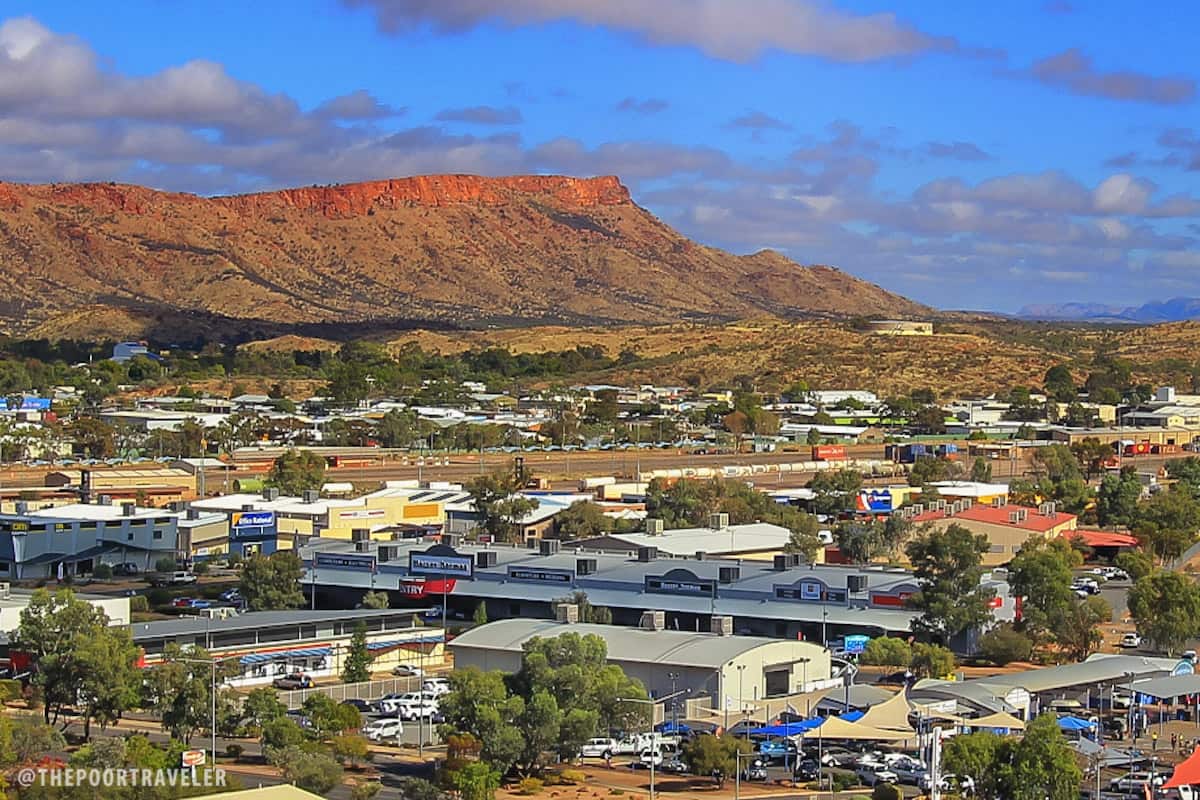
171 597 193 608
381 692 438 719
1120 632 1143 649
890 758 928 785
362 718 403 742
1103 716 1128 738
393 663 424 677
187 598 212 609
219 588 242 603
152 571 197 587
422 677 451 696
921 773 976 794
757 739 798 762
806 746 855 768
374 693 405 713
793 758 821 781
112 563 140 576
660 757 689 775
739 760 768 782
855 764 899 786
272 673 313 690
640 750 665 769
1110 772 1167 793
580 738 620 759
341 698 373 712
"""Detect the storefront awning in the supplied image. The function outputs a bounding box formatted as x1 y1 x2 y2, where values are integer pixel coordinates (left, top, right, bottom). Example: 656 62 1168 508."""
240 646 331 665
367 634 445 651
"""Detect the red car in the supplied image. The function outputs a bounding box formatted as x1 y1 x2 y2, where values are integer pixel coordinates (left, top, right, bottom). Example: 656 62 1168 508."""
171 597 193 608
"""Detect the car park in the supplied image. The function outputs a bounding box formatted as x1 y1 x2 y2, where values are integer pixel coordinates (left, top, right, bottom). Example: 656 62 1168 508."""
581 738 620 759
1120 632 1143 648
362 718 403 742
381 691 439 719
889 757 928 785
855 763 899 786
219 588 242 603
341 698 373 713
639 750 665 769
422 677 451 696
660 757 688 775
757 739 798 762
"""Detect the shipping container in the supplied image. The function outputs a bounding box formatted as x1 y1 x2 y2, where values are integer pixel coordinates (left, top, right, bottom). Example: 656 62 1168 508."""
812 444 847 461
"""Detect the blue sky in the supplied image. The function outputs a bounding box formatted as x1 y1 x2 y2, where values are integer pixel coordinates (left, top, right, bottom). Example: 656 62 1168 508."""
3 0 1199 312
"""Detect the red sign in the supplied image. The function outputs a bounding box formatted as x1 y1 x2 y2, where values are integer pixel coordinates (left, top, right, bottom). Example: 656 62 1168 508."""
398 578 456 599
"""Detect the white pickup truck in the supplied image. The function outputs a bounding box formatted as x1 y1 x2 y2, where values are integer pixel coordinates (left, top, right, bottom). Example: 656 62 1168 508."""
580 734 661 759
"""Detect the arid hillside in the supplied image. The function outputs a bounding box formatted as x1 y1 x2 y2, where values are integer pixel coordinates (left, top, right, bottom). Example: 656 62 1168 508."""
0 175 926 339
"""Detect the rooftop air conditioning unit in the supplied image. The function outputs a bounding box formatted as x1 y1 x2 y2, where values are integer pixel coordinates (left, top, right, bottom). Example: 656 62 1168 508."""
576 557 597 576
122 501 137 517
847 574 868 593
355 540 372 552
263 488 280 502
711 615 734 636
539 539 561 556
555 603 579 624
0 582 10 599
709 512 729 530
476 550 498 568
351 528 370 543
718 565 740 584
640 610 666 631
302 490 319 504
1008 511 1019 523
636 546 658 562
645 518 665 536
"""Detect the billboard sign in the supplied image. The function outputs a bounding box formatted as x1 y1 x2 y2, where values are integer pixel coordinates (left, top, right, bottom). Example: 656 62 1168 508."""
855 490 893 513
409 545 473 578
180 750 206 768
508 566 573 584
315 552 376 571
19 397 51 411
337 509 387 520
844 634 870 655
231 510 275 529
398 578 456 598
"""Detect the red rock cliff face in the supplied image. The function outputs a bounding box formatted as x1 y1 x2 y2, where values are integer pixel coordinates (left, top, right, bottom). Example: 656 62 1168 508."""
218 174 632 218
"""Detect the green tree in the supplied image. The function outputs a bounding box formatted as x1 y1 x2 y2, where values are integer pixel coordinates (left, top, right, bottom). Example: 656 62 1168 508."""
1096 468 1143 528
969 456 992 483
807 469 863 517
1133 486 1200 563
66 417 117 458
473 602 488 625
329 733 371 767
262 717 306 750
978 625 1034 666
271 745 344 793
1053 596 1112 662
553 501 613 540
859 636 912 667
905 523 995 643
361 590 390 609
303 693 361 740
806 428 822 445
1043 364 1076 402
1116 550 1153 581
908 456 962 487
682 734 752 787
449 761 501 800
266 448 327 495
913 405 947 434
2 715 66 765
872 783 902 800
1128 571 1200 654
13 588 138 733
1007 537 1079 642
909 642 955 678
240 551 305 610
146 643 238 743
243 686 288 729
467 471 539 544
342 622 373 684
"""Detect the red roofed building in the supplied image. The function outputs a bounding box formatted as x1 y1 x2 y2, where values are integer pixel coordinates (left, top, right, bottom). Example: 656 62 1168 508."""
909 501 1077 565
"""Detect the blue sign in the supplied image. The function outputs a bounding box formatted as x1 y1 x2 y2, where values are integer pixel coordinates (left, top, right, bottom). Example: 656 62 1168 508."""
19 397 50 411
1173 659 1195 676
315 552 376 571
410 546 474 578
231 511 275 529
857 490 893 513
844 635 870 655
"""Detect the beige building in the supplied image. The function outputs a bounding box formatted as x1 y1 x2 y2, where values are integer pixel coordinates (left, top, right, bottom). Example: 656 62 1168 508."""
865 320 933 336
910 502 1077 566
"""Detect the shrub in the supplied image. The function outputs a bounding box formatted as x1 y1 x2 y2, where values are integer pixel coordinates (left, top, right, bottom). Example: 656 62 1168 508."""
225 744 244 760
351 782 382 800
192 560 210 575
154 557 177 573
0 678 23 702
979 624 1034 666
558 770 586 785
517 778 544 796
92 563 113 580
130 595 149 613
872 783 902 800
832 773 857 791
147 588 170 607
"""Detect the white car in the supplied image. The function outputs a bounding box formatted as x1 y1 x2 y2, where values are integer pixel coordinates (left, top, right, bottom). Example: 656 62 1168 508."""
639 749 664 768
1110 772 1166 793
580 738 620 759
1120 632 1142 648
855 764 899 786
378 692 438 718
921 773 976 794
422 677 451 696
361 718 403 741
393 663 424 677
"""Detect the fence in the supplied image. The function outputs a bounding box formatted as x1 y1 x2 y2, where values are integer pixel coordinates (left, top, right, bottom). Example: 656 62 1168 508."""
277 675 425 709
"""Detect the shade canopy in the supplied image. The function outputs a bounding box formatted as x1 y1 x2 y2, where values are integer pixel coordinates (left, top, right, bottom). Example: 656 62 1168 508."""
965 711 1026 730
1056 716 1096 731
856 690 916 734
1165 745 1200 789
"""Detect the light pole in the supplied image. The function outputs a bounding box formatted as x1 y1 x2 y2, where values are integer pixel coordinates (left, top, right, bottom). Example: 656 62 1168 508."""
618 690 687 800
821 606 828 646
736 665 746 737
668 672 679 734
799 657 811 714
176 655 229 768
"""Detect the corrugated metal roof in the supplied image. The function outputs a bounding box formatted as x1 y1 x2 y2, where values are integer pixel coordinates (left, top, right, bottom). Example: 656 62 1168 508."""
977 654 1170 693
129 608 413 640
450 619 827 669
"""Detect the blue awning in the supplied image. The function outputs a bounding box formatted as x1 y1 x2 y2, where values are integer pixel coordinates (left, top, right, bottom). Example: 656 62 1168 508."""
366 634 444 651
839 710 865 722
1057 716 1096 731
240 647 331 665
748 719 823 737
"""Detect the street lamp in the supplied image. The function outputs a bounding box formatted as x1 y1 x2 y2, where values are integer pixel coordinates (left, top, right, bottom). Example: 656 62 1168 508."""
736 665 746 736
667 672 679 734
618 690 686 800
175 655 232 768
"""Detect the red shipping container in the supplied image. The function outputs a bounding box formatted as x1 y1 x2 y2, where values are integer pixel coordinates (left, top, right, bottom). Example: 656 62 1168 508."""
812 444 847 461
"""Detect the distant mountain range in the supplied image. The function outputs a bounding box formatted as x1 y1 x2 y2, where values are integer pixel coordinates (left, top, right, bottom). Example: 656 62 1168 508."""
1019 298 1200 323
